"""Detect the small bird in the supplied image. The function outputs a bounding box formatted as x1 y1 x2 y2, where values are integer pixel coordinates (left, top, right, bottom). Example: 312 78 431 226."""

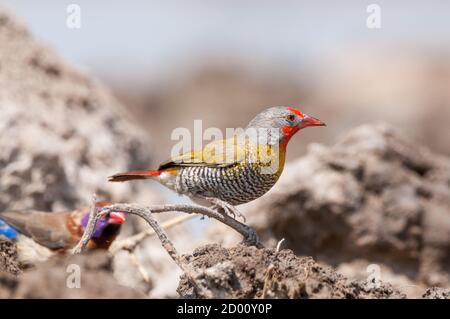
0 201 125 265
109 106 325 218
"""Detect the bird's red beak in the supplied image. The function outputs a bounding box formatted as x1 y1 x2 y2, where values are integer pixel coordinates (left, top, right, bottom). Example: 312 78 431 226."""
302 115 326 127
109 212 126 224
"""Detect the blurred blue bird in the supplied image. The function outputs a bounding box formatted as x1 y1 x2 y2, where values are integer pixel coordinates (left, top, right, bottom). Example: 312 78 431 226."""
0 219 18 240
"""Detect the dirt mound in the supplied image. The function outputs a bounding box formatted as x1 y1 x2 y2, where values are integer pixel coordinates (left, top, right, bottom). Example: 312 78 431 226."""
243 124 450 287
422 287 450 299
0 237 21 275
177 244 406 299
0 250 144 298
0 8 154 213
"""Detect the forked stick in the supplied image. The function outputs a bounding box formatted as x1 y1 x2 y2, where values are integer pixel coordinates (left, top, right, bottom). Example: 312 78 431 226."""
72 199 261 297
106 204 218 296
109 213 198 255
101 203 260 247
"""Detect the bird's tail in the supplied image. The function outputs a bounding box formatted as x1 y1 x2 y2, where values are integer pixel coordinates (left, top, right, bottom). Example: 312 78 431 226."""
108 170 161 182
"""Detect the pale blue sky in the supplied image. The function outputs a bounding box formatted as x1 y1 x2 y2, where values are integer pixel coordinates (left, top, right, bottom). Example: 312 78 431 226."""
3 1 450 86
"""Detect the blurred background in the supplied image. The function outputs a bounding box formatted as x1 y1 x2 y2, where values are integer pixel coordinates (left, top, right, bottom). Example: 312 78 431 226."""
4 0 450 163
1 1 450 298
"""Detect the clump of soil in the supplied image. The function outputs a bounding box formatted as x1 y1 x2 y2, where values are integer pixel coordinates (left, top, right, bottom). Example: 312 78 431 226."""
177 244 406 299
422 287 450 299
0 237 21 275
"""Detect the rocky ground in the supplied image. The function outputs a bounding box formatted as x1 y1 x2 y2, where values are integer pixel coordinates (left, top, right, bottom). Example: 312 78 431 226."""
3 236 448 299
0 7 449 299
0 238 21 276
177 244 406 299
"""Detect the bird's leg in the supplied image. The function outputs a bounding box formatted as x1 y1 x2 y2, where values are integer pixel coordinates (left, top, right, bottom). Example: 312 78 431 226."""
205 197 246 223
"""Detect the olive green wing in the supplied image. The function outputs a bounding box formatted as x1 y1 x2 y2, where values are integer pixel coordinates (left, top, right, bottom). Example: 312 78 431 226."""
159 137 248 170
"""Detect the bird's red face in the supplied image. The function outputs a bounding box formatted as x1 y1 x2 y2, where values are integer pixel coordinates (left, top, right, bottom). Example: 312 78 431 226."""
281 107 326 142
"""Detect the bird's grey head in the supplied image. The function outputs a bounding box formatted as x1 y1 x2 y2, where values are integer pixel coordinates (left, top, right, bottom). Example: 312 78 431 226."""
245 106 325 144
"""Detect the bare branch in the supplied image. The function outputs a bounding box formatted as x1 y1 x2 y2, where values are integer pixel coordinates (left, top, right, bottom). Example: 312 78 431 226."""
129 251 151 284
102 203 261 247
72 200 260 298
71 193 100 254
100 203 211 297
109 213 198 255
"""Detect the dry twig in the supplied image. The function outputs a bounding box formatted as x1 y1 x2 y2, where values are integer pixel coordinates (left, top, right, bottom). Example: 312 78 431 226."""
261 238 285 299
71 193 100 255
101 203 260 247
129 251 151 284
72 200 261 298
109 213 198 255
101 203 213 297
109 213 198 286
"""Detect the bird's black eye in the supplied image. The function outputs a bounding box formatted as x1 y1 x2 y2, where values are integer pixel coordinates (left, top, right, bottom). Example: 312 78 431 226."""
287 114 296 122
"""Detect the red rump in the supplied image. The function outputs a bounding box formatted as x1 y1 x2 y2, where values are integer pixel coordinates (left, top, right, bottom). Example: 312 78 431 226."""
124 170 161 176
108 170 161 182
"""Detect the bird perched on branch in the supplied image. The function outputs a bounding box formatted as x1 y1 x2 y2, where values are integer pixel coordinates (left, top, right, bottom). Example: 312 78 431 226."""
109 106 325 219
0 201 125 265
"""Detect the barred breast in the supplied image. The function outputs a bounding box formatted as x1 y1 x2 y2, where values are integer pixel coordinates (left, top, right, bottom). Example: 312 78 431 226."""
174 163 280 205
